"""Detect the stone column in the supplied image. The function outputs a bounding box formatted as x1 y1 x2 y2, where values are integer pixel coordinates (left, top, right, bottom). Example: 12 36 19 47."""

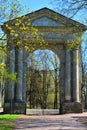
5 45 15 100
72 47 80 102
4 44 15 114
22 49 27 101
65 49 71 101
15 48 23 101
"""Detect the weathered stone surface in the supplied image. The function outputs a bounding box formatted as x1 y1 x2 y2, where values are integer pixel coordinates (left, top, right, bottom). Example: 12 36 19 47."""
2 8 86 114
62 102 83 114
32 16 64 27
4 101 26 114
65 49 71 101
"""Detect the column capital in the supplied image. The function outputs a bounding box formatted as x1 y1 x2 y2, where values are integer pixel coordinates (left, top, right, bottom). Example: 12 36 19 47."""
73 45 80 51
65 45 70 50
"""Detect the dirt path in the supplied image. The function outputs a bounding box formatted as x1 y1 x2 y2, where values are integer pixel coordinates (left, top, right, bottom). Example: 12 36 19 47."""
13 112 87 130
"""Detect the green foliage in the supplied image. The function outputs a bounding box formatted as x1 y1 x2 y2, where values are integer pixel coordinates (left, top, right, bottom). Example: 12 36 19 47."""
0 114 19 130
0 0 45 93
0 45 17 86
0 114 19 120
0 62 17 82
26 50 60 109
67 35 81 50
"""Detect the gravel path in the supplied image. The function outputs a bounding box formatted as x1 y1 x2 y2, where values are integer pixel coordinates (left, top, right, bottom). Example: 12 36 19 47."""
13 112 87 130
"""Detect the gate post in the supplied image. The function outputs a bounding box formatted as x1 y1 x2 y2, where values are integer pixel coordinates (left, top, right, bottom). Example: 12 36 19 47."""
62 46 83 114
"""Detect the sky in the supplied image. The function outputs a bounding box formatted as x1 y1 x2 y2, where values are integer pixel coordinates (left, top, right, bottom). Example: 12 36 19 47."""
20 0 52 12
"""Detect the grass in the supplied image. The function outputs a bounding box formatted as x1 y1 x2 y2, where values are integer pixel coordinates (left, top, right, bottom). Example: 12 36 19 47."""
0 114 19 130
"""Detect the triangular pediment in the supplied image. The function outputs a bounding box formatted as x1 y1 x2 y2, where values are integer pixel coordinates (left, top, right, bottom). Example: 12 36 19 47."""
31 16 64 27
2 7 86 31
25 7 86 29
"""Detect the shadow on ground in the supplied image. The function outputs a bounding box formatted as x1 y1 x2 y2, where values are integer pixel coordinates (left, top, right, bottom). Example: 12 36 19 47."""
72 116 87 126
13 113 87 130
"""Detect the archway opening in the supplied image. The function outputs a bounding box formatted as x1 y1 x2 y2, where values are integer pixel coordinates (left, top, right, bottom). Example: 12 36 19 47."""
26 49 60 114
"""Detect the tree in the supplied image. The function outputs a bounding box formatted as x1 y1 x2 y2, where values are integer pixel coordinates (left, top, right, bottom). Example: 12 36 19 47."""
52 0 87 17
26 51 49 109
0 0 46 108
81 41 87 108
0 0 28 65
26 56 43 109
0 0 26 107
44 51 60 109
0 0 45 54
0 46 17 107
26 50 60 109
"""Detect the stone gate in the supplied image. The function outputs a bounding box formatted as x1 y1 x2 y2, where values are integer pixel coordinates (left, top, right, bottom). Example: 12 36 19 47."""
2 8 86 114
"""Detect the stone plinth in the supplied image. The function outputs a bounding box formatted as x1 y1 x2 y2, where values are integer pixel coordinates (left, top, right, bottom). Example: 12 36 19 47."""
4 100 26 114
61 102 83 114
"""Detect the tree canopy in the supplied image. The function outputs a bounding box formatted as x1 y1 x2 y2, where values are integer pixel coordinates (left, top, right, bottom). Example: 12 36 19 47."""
52 0 87 17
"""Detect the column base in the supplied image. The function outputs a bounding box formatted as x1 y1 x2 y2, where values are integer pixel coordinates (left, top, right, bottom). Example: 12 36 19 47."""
4 100 26 114
61 102 83 114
